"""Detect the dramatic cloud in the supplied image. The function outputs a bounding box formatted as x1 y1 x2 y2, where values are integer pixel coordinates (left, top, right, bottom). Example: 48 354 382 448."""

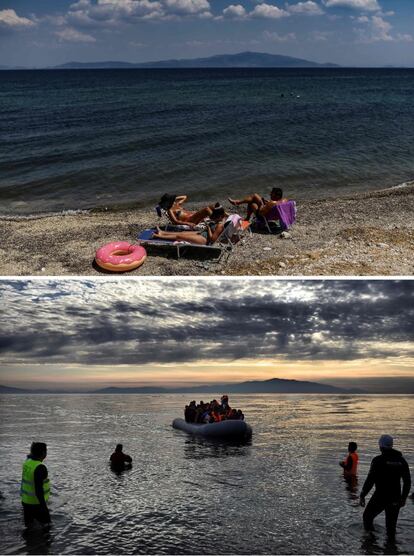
0 280 413 371
0 8 36 30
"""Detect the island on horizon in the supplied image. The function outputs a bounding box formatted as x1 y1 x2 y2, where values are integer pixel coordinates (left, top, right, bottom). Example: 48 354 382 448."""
0 51 341 70
0 377 368 395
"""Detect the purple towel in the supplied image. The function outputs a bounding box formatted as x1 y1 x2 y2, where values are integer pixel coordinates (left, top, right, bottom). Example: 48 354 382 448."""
276 201 296 230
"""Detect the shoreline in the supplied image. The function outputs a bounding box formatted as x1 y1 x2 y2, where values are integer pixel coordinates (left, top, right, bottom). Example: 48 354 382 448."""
1 182 413 276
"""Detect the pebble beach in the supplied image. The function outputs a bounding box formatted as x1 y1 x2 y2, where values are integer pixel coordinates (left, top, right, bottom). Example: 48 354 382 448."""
1 182 413 277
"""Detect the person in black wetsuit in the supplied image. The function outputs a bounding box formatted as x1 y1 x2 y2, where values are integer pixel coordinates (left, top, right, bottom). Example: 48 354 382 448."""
110 444 132 469
360 435 411 539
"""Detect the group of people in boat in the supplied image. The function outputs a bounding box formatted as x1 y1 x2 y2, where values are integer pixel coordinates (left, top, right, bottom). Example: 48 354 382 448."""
154 187 289 246
184 395 245 424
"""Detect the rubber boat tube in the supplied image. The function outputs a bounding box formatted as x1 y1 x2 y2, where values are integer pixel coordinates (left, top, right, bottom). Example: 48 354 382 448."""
172 418 252 439
95 241 146 272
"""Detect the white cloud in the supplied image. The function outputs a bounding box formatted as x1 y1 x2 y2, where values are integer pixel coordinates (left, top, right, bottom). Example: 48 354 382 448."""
395 33 413 43
370 14 392 40
64 0 212 26
220 2 290 20
164 0 210 14
287 1 324 16
354 13 412 43
250 3 289 19
0 8 36 29
323 0 380 11
263 30 296 41
55 27 97 42
222 4 247 18
311 30 332 40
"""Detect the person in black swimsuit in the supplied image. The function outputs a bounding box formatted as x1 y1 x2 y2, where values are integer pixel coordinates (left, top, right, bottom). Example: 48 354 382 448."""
360 435 411 539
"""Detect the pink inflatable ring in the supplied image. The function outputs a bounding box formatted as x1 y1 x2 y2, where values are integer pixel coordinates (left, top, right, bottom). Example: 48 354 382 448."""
95 241 147 272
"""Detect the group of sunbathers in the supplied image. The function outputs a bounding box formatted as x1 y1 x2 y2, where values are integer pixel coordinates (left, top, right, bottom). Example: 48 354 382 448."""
154 187 289 246
184 395 245 424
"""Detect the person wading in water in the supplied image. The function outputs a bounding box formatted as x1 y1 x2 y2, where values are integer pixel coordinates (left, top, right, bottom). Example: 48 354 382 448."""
360 435 411 539
20 442 51 527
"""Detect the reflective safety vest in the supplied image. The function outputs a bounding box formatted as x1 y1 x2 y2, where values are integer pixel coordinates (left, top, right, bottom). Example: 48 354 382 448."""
21 459 50 505
343 452 358 476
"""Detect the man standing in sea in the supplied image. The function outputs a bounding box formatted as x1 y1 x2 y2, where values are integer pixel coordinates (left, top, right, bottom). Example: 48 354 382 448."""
360 435 411 539
20 442 51 527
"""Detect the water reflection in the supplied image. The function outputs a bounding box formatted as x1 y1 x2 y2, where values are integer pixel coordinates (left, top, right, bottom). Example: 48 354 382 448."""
360 531 404 556
343 475 359 502
21 525 52 555
182 434 252 460
109 462 133 477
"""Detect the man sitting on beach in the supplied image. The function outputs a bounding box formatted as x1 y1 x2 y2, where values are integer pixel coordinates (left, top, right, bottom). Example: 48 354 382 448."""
229 187 288 221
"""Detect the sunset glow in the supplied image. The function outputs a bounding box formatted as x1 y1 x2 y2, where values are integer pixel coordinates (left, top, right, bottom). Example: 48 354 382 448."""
1 279 413 392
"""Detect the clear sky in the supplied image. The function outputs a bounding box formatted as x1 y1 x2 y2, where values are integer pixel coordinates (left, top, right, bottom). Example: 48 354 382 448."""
0 279 413 392
0 0 413 67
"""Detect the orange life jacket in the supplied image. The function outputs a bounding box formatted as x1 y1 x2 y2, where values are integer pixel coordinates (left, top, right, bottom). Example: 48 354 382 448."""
343 452 358 476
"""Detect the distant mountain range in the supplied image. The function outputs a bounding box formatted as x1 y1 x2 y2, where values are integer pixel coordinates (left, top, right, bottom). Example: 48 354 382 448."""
0 378 362 395
55 52 339 69
0 52 339 70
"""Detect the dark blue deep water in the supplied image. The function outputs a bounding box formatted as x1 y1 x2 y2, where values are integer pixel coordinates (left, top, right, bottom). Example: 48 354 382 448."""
1 68 414 216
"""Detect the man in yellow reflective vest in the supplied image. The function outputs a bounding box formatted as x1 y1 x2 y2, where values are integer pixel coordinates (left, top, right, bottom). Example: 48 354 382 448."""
20 442 51 527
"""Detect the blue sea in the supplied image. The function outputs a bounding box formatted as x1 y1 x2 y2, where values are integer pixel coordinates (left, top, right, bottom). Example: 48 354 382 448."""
1 68 414 216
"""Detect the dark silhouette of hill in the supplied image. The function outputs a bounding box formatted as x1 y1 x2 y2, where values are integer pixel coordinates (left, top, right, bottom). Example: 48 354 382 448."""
92 378 358 394
52 51 339 69
0 378 362 394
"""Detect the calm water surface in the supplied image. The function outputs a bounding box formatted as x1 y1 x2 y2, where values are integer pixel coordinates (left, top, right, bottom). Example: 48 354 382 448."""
1 69 414 215
0 394 413 555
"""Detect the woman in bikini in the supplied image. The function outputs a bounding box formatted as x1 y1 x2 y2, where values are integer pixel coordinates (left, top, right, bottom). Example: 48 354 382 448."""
153 206 231 246
158 194 220 228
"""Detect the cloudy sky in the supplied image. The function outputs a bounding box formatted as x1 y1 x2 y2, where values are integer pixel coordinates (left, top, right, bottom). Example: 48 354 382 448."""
0 0 413 67
0 279 413 392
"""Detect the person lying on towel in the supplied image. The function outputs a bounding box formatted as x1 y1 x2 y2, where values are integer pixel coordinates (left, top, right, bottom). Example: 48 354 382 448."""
157 193 220 228
153 206 241 246
228 187 288 221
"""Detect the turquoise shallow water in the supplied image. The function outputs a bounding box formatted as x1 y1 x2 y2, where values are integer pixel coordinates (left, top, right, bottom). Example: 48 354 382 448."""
0 68 414 216
0 394 413 554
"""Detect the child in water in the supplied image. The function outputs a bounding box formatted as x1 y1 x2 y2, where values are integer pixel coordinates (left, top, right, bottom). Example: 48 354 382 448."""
339 441 359 476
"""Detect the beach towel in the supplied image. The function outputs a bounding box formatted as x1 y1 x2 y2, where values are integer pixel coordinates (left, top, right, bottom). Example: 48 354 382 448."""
222 214 243 238
277 201 296 230
252 201 296 234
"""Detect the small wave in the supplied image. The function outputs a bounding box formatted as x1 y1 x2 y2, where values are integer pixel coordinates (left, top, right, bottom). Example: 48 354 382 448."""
0 208 90 221
387 180 414 191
